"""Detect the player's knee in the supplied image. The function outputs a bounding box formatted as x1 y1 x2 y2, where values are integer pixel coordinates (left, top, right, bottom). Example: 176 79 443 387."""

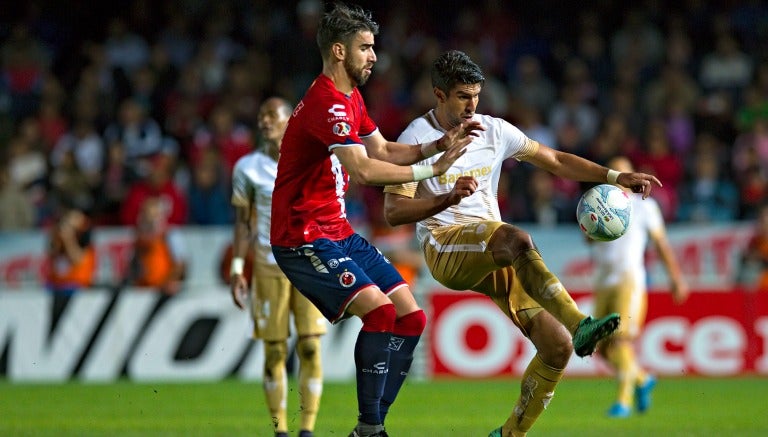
264 341 288 372
393 309 427 336
361 303 396 333
542 334 573 368
491 225 536 265
296 336 321 363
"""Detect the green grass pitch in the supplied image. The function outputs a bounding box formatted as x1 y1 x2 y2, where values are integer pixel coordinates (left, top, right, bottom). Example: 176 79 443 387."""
2 377 767 436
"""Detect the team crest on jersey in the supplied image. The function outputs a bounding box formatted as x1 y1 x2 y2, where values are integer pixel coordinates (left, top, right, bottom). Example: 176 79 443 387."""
339 271 356 288
328 104 347 117
333 122 351 136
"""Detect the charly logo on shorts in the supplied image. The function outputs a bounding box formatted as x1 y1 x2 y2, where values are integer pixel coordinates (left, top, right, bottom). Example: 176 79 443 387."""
339 271 356 288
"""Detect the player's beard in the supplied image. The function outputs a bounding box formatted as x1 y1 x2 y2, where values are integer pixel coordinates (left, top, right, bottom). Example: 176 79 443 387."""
345 58 371 86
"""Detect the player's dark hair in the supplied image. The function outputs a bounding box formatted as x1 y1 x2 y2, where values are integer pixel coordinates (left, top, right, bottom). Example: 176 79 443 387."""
431 50 486 93
317 2 379 57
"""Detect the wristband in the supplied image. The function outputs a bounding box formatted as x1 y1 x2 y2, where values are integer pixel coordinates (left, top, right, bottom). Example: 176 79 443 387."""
420 140 439 158
230 257 245 276
411 164 435 181
606 169 621 185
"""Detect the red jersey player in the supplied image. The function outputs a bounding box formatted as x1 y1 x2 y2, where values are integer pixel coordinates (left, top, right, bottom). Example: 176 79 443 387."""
264 3 482 437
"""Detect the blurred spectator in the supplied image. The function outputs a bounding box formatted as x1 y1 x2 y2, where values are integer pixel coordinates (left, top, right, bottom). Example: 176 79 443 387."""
164 93 205 162
736 204 768 292
156 14 196 69
145 43 180 118
731 118 768 219
698 33 753 99
549 83 600 148
192 41 228 94
586 113 640 165
6 130 48 225
36 98 68 150
120 152 188 226
513 102 556 149
562 57 599 105
96 141 130 225
51 118 105 185
632 119 684 221
272 0 323 99
0 161 35 230
218 61 261 126
103 97 166 179
508 55 556 116
575 15 612 89
72 43 119 125
643 64 700 127
122 197 187 295
662 25 696 75
162 64 218 137
602 84 644 138
128 65 161 121
662 95 696 157
0 22 51 121
511 168 574 226
676 151 739 223
45 209 96 294
609 7 664 77
49 147 95 214
187 148 233 225
190 104 253 177
736 80 768 133
103 17 149 76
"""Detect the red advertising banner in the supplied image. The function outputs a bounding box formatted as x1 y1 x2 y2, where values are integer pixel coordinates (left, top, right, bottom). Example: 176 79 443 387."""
428 290 768 378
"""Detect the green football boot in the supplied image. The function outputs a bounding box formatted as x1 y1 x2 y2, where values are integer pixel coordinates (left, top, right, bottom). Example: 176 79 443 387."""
572 313 620 357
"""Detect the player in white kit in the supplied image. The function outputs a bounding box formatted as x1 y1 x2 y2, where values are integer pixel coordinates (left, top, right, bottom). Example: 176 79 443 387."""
230 97 327 437
384 50 662 437
590 156 688 418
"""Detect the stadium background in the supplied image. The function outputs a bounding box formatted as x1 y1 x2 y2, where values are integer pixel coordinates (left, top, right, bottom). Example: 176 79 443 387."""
1 0 768 407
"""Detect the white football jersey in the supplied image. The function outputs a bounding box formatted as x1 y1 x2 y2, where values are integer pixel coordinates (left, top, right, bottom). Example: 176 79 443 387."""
591 193 664 289
232 150 279 269
385 110 537 246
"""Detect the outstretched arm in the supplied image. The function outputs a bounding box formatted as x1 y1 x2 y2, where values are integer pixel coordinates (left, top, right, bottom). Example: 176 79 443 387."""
384 176 478 226
362 120 485 165
334 138 467 185
524 143 662 198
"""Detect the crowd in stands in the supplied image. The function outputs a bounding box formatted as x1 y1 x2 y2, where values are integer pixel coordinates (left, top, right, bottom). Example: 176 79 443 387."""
1 0 767 233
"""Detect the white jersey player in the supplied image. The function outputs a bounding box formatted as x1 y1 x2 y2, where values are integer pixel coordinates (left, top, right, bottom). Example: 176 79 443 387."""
589 155 688 418
229 97 326 437
384 50 663 437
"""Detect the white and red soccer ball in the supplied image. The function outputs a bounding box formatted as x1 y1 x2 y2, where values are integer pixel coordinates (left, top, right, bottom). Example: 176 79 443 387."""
576 184 632 242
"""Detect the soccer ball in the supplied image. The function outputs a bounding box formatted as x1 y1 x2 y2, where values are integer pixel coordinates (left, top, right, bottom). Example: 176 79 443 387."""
576 184 632 241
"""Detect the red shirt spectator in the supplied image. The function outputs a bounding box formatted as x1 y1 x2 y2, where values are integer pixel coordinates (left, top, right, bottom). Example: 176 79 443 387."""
120 154 187 225
189 105 253 176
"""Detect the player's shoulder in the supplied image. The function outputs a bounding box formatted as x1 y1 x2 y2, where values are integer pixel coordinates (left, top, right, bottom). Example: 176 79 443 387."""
482 114 524 141
631 193 664 227
235 150 274 173
233 150 260 169
475 113 503 125
399 111 441 142
303 75 346 106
